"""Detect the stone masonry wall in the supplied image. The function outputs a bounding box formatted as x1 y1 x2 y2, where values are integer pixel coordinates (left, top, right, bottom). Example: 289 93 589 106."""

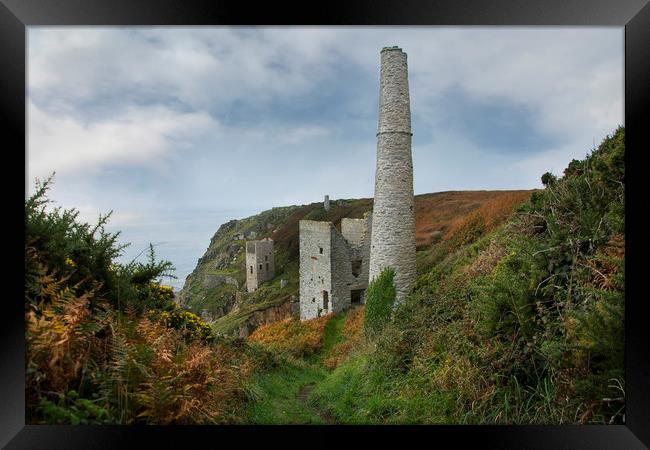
369 47 417 304
352 214 372 298
330 227 352 313
341 218 366 247
299 221 333 320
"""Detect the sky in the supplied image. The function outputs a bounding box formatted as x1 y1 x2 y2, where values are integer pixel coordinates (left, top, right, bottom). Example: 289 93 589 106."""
26 27 624 290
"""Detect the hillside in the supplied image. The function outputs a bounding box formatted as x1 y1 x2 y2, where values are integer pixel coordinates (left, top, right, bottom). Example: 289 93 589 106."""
178 190 534 336
24 127 624 426
243 126 625 425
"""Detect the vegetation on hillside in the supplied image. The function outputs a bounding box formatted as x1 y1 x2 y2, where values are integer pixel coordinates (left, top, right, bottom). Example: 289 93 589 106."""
363 268 396 338
26 127 623 425
308 126 625 424
180 189 533 337
25 176 272 424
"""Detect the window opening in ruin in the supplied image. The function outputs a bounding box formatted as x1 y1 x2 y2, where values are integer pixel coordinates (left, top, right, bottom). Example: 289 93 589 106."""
259 264 263 270
265 255 268 261
250 266 253 274
319 247 323 254
351 259 362 278
323 291 329 310
351 289 364 305
266 263 269 271
312 298 315 303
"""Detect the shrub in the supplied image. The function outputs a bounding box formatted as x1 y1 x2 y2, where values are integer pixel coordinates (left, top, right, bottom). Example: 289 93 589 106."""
541 172 557 186
25 174 257 425
25 174 176 313
153 308 216 344
364 267 396 338
38 390 113 425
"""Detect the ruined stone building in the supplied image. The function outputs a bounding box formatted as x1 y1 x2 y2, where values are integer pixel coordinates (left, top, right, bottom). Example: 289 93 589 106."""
299 214 372 320
369 46 416 304
245 238 275 292
297 45 416 319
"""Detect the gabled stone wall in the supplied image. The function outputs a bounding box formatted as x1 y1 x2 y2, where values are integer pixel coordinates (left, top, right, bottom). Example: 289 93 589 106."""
330 226 352 313
341 214 372 296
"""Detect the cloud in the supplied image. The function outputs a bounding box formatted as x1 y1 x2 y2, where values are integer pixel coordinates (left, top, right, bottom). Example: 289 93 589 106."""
28 28 345 115
276 125 330 145
26 27 624 285
28 100 218 181
28 27 623 169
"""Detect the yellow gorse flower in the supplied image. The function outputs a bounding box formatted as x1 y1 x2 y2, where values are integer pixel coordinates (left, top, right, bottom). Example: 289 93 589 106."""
65 258 76 267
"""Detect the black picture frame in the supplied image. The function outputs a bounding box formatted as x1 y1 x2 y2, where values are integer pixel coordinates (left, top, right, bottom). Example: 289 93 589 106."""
2 0 649 448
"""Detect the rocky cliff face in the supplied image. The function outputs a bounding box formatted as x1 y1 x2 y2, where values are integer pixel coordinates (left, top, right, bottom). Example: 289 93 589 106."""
236 296 299 338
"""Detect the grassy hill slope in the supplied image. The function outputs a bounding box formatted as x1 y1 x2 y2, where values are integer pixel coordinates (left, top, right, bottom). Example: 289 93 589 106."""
244 126 625 425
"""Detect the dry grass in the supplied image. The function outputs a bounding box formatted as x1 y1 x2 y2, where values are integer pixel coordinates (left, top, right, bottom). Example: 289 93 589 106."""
461 239 508 279
442 191 533 245
248 314 332 358
415 191 534 249
581 233 624 292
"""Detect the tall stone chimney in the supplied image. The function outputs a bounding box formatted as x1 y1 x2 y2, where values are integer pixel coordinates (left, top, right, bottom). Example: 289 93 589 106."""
324 195 330 211
368 46 416 304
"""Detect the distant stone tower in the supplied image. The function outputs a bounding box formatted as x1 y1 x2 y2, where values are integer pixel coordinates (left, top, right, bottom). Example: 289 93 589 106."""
246 238 275 292
324 195 330 211
368 46 416 304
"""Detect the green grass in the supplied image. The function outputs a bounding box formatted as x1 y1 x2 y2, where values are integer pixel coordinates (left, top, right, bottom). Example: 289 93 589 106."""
309 353 375 424
244 358 328 424
307 310 348 365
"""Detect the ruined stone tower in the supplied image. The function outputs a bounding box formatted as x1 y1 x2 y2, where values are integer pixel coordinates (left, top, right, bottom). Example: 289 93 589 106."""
246 238 275 292
368 46 416 303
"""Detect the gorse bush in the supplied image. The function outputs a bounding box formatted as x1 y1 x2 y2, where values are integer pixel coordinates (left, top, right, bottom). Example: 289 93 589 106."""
363 267 396 338
152 309 216 343
25 173 175 314
25 174 266 424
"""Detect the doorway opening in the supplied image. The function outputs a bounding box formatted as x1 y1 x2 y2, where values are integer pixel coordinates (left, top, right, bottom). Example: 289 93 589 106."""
351 289 364 305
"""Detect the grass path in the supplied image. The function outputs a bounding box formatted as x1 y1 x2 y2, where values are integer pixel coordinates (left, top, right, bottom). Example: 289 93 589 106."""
297 383 335 424
245 359 328 424
245 310 351 424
